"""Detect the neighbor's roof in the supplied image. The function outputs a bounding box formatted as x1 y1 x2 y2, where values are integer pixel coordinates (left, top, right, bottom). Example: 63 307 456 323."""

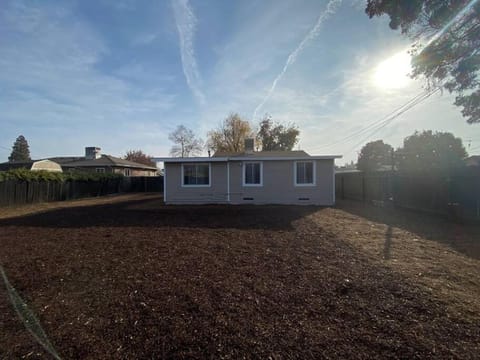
154 150 341 163
0 160 35 171
61 155 157 170
465 155 480 167
47 156 84 164
0 159 62 171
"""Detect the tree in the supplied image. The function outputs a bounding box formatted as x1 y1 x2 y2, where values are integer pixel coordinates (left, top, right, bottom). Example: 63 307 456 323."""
124 150 156 167
168 125 204 157
257 116 300 151
366 0 480 123
357 140 393 172
8 135 31 162
396 130 467 174
207 113 254 153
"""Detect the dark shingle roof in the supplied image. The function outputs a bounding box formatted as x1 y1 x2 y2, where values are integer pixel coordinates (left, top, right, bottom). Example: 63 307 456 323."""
47 156 84 164
61 155 157 170
0 161 35 171
465 156 480 167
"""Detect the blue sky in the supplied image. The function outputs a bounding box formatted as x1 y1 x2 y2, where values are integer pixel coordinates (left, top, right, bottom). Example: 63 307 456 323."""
1 0 479 165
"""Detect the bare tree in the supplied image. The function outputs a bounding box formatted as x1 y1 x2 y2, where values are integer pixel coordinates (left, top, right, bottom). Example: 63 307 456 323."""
169 125 204 157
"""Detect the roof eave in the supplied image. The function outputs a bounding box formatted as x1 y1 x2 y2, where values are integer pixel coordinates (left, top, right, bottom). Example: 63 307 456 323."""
153 155 342 163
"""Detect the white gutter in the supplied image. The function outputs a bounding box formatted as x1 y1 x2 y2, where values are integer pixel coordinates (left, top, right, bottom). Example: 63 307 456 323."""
153 155 342 163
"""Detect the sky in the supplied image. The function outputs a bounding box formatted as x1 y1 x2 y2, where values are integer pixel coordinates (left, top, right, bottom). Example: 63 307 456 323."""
1 0 479 165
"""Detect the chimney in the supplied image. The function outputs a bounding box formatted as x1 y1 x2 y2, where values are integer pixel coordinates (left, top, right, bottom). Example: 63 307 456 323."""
85 147 101 160
244 138 255 153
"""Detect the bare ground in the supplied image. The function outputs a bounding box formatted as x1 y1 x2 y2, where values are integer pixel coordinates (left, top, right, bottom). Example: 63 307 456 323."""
0 194 479 359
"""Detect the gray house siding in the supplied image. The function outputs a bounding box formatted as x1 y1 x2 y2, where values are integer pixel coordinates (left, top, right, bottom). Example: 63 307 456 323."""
228 159 334 205
165 162 229 204
164 159 335 205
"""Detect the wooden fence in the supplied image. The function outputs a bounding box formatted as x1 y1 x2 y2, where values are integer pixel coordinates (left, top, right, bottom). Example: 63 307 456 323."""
0 176 163 207
335 171 480 221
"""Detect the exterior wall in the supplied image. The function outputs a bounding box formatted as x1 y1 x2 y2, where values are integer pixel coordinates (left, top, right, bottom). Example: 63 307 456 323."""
165 159 335 205
67 166 115 174
113 168 157 177
229 159 334 205
65 167 156 176
165 162 229 204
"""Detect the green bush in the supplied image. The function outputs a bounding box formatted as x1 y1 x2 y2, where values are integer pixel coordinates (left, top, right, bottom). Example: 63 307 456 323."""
0 169 123 182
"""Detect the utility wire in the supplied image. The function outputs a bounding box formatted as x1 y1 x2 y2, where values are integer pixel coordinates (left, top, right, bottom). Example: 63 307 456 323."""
341 87 440 157
309 88 438 153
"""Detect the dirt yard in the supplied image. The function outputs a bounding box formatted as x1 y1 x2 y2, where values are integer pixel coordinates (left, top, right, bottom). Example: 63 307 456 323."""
1 194 479 359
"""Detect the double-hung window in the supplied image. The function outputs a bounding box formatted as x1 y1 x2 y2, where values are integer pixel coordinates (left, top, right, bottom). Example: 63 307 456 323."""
182 163 210 186
243 162 262 186
295 161 315 186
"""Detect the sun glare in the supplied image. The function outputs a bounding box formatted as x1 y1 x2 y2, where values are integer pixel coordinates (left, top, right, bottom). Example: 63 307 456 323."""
373 51 412 89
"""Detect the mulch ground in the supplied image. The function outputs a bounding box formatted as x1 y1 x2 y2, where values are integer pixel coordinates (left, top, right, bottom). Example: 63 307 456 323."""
0 194 479 359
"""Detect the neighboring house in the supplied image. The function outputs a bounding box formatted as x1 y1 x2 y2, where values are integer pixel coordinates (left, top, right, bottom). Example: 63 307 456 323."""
50 147 158 177
156 141 341 205
0 159 63 172
465 155 480 167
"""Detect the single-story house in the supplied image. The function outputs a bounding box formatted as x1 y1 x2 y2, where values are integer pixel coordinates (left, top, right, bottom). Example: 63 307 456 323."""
155 144 341 205
0 159 63 172
50 147 158 177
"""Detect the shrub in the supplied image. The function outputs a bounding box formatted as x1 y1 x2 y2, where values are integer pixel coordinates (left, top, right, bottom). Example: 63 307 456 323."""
0 169 123 182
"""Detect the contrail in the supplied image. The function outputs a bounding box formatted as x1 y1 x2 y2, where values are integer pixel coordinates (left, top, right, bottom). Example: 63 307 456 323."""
172 0 206 105
252 0 342 121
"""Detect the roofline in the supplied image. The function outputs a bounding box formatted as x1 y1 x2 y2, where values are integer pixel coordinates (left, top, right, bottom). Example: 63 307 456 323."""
153 155 342 163
62 163 158 170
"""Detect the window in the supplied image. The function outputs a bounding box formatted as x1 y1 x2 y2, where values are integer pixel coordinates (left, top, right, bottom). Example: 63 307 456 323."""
182 163 210 186
95 168 105 173
124 168 131 176
295 161 315 186
243 162 262 186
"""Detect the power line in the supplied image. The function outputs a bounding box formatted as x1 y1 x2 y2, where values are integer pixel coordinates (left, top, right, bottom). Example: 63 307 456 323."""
342 87 440 157
309 88 438 153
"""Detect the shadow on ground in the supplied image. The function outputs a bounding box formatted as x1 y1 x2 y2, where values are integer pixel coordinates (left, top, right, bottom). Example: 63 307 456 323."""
337 199 480 260
0 196 323 231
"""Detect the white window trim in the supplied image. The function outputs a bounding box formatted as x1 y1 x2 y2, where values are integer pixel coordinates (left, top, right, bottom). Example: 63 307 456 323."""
181 163 211 187
242 161 263 187
124 168 131 176
96 167 105 173
294 161 316 187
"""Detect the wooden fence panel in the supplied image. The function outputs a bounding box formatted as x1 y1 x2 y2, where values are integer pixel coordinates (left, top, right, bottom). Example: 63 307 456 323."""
0 176 163 207
336 171 480 220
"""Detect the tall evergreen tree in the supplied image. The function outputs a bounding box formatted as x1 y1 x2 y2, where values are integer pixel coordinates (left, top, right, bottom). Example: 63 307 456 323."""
8 135 31 162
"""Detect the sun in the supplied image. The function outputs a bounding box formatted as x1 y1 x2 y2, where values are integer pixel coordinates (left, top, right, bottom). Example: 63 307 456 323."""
373 51 412 89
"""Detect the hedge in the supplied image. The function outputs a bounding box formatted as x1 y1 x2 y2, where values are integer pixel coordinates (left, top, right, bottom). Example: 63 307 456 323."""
0 168 124 182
